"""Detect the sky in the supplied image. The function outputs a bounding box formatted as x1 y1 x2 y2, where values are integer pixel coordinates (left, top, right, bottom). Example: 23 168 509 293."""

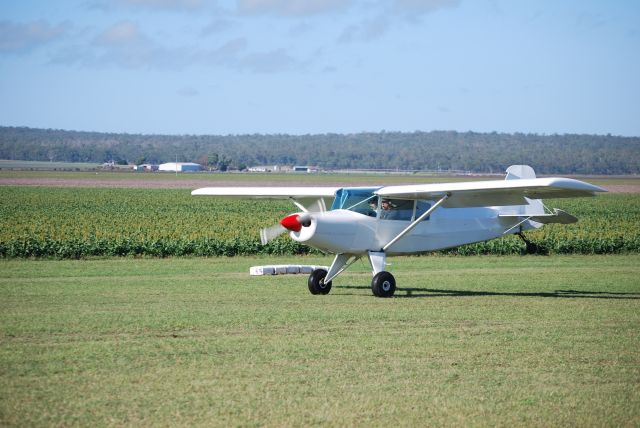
1 0 639 136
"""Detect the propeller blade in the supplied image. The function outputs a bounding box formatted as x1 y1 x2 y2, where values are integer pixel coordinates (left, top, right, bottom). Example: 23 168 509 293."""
260 224 287 245
306 198 327 213
261 209 318 245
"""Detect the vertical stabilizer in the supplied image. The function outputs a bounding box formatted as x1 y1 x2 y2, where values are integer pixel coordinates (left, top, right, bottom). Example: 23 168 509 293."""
501 165 544 216
505 165 536 180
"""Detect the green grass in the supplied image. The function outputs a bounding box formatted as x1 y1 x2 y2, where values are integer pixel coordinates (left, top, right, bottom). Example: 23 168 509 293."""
0 160 104 170
1 255 639 426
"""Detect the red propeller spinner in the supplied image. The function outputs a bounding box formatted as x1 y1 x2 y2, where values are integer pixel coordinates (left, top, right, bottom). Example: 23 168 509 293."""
280 213 312 232
280 214 302 232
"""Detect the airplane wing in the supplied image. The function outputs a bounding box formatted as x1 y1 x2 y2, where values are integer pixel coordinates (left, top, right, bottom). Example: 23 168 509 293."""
191 187 340 199
191 187 340 212
375 177 607 208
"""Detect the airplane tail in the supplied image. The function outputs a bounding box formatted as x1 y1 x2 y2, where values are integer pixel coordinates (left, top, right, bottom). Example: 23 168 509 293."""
504 164 536 181
501 165 545 216
498 165 578 228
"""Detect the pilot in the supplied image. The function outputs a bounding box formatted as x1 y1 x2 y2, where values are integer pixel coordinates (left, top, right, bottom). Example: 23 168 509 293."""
380 199 397 219
368 200 378 217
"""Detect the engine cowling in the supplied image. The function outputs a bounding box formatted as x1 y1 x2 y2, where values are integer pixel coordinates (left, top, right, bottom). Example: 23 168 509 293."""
283 210 377 254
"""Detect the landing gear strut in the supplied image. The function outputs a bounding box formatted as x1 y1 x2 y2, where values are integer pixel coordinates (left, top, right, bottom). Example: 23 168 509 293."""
516 232 549 255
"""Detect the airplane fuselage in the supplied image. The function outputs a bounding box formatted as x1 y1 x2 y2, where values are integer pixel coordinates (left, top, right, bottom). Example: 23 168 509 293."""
288 206 533 256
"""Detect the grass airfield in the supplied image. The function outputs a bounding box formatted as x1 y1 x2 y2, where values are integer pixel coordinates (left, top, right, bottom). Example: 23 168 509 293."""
1 255 639 426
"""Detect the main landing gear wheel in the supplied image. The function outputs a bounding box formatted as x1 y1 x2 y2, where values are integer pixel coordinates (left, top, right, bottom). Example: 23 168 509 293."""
371 271 396 298
308 269 332 295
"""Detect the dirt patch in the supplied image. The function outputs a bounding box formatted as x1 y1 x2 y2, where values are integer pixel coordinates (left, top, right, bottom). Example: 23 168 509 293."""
0 177 216 189
600 185 640 193
1 178 638 193
0 178 358 189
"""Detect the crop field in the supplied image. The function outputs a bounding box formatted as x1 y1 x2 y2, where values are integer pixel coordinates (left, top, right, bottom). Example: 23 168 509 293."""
0 185 639 258
1 171 639 425
1 255 639 426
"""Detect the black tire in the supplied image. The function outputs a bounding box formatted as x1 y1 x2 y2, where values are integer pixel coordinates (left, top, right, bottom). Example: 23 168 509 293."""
308 269 332 295
371 271 396 298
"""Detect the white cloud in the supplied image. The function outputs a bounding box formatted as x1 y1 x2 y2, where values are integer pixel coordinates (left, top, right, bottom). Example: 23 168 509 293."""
51 20 300 74
53 21 190 69
338 14 389 43
90 21 163 68
199 38 299 73
0 20 67 54
237 0 352 17
89 0 206 12
178 86 199 96
94 21 144 46
393 0 461 16
236 48 297 73
199 37 247 65
337 0 461 44
201 18 237 36
122 0 204 9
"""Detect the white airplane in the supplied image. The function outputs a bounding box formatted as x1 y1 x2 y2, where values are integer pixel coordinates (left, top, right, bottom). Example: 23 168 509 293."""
192 165 606 297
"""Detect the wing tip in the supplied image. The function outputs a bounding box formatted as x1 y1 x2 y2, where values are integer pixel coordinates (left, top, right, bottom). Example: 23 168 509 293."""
191 188 207 196
546 177 608 194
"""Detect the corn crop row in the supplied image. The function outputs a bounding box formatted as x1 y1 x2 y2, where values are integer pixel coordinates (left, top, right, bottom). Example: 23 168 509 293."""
1 187 638 258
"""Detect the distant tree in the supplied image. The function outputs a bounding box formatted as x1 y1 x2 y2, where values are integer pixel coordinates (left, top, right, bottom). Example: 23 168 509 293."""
208 154 219 169
195 154 208 167
1 126 638 175
217 155 231 172
136 156 147 165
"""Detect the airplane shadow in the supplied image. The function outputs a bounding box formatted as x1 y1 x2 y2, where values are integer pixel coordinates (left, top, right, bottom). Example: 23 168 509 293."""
335 285 640 300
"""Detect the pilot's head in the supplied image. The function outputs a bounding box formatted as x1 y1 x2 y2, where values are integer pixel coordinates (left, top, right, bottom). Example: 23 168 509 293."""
381 199 391 210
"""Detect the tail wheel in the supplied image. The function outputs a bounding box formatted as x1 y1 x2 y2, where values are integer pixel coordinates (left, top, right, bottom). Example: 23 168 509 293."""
371 271 396 298
308 269 332 295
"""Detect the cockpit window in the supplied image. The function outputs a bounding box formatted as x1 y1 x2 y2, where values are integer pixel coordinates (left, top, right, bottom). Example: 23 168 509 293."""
331 189 433 221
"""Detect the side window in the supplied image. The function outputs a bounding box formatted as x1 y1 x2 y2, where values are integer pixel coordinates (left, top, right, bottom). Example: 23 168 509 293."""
380 199 413 221
414 200 432 220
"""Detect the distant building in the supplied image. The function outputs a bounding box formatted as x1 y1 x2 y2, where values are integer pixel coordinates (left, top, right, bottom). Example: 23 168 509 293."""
293 166 318 173
158 162 201 172
248 165 281 173
134 164 159 172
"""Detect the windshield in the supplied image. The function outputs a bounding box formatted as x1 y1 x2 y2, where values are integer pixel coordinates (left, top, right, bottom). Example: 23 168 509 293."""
331 188 434 221
331 187 380 216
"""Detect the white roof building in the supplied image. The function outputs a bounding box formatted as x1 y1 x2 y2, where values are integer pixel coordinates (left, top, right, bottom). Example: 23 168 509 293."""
158 162 202 172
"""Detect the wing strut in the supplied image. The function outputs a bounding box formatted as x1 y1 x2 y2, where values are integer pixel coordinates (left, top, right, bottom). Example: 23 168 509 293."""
382 193 450 252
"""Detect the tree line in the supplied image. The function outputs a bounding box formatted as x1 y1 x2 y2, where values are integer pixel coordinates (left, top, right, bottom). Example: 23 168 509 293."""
1 126 638 174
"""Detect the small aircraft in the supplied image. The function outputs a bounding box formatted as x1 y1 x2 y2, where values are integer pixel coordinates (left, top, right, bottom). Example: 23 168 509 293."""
192 165 606 297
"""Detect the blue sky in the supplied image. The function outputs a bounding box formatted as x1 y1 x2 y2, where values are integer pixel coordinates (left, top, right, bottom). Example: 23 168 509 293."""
1 0 639 136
